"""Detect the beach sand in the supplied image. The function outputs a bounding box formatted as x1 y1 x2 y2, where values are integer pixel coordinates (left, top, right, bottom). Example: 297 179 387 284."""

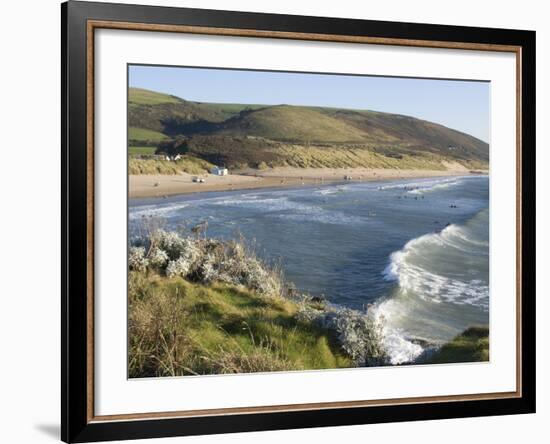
129 163 485 199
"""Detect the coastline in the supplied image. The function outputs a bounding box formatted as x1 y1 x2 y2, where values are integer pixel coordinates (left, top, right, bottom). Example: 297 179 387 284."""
129 175 490 370
129 165 488 199
129 229 489 376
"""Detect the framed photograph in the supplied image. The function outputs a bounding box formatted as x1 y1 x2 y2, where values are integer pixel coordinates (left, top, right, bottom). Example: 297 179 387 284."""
61 1 536 442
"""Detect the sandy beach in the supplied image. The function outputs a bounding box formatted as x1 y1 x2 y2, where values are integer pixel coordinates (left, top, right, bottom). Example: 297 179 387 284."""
129 163 486 199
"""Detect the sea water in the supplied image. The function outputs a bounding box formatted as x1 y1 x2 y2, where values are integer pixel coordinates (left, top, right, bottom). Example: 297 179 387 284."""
129 175 489 364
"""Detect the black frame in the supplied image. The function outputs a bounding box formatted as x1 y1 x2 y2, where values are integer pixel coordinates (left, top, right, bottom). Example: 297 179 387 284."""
62 1 536 442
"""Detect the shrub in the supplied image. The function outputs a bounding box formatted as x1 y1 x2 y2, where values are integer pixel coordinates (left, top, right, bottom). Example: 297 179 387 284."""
323 309 388 366
149 247 169 269
128 246 148 272
130 229 282 297
166 256 195 278
297 302 388 366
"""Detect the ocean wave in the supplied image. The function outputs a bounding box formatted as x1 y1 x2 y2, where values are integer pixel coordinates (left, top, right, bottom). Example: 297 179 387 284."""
129 202 189 220
378 177 469 195
211 195 305 211
213 194 364 225
383 258 489 308
314 186 348 195
277 210 364 225
382 222 489 308
374 210 489 364
373 301 424 364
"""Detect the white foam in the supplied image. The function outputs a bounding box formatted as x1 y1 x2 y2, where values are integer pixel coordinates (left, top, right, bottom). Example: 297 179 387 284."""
375 213 489 363
129 202 189 219
277 210 364 225
211 194 364 225
315 186 348 195
374 300 424 364
377 176 470 195
382 228 489 309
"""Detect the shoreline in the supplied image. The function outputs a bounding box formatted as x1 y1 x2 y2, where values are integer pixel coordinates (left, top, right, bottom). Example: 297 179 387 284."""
129 166 488 199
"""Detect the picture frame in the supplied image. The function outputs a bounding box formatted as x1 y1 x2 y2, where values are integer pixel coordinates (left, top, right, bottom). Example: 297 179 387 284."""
61 1 536 442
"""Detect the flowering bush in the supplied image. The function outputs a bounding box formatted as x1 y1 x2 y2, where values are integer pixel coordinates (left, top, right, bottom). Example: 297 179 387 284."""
148 248 169 269
240 258 281 296
130 230 282 297
128 246 148 272
166 256 194 278
150 230 189 260
297 302 388 366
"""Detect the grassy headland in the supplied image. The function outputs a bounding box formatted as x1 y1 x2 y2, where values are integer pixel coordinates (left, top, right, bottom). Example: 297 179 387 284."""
129 273 352 377
128 229 386 377
422 326 489 364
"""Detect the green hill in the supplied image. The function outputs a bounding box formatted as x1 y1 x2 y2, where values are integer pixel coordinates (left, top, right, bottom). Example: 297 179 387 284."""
129 88 264 138
212 105 370 143
321 108 489 163
128 127 169 143
128 87 489 170
129 87 181 105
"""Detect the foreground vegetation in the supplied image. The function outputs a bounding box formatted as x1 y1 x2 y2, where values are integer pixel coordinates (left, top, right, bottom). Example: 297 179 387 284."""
129 274 352 377
128 229 386 377
128 229 489 377
423 326 489 364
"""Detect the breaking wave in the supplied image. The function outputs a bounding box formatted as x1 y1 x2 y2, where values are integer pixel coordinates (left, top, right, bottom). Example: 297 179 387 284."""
377 176 473 195
129 202 189 220
213 194 364 225
374 209 489 364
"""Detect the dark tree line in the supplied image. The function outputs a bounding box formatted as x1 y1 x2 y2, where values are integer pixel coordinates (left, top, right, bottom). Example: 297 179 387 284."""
155 137 189 156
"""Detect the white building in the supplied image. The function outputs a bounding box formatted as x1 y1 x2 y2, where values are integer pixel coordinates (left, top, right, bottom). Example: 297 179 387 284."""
210 166 229 176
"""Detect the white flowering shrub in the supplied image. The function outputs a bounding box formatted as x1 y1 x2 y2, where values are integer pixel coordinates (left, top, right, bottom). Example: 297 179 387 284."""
129 230 281 296
128 246 148 272
239 258 281 296
166 256 193 278
298 303 388 366
197 253 217 283
148 248 169 269
195 241 281 296
150 230 188 260
327 309 387 365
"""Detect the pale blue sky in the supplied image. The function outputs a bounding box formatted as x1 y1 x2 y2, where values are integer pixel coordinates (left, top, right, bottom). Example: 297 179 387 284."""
129 65 490 142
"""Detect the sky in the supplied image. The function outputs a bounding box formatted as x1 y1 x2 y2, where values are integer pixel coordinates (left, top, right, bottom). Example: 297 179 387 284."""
129 65 490 142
